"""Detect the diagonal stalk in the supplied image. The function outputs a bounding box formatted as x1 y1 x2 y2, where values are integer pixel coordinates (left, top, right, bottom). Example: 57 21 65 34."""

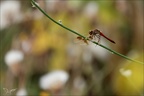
31 0 143 64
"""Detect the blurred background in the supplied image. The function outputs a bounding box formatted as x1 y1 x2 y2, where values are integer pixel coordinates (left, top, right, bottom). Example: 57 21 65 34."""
0 0 143 96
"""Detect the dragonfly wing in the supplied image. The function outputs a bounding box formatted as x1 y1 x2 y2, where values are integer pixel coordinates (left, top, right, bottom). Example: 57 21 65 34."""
96 35 101 44
74 38 88 45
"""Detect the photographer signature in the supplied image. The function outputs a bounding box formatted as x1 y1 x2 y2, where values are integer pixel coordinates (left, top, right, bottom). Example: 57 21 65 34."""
3 88 16 95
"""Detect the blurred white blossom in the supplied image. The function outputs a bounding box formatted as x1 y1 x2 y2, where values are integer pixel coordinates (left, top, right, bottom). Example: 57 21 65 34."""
5 50 24 66
0 1 22 30
83 2 99 19
16 88 27 96
39 70 69 90
119 68 132 77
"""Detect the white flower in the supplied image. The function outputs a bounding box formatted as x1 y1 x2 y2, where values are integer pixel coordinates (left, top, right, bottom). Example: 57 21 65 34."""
39 70 69 90
16 88 27 96
0 1 22 30
83 2 99 19
5 50 24 66
119 68 132 77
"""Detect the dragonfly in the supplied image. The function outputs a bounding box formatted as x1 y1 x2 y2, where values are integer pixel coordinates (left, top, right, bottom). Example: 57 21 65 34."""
76 29 116 45
88 29 116 44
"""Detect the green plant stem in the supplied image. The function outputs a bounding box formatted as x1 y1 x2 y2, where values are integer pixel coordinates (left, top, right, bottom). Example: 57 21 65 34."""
31 0 143 64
